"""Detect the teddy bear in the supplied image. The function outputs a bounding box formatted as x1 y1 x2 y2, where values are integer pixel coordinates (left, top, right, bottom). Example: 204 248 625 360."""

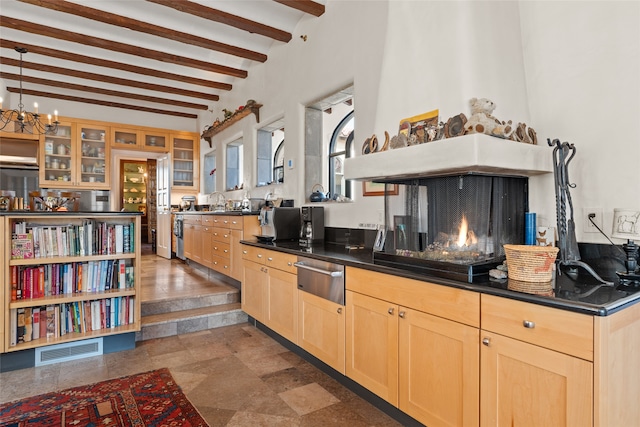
464 98 513 138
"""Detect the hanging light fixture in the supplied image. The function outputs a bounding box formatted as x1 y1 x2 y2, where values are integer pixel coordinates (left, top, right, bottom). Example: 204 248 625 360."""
0 47 59 135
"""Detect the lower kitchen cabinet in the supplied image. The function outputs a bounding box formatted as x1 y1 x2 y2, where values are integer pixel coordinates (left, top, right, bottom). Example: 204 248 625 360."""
242 247 298 343
298 290 346 374
480 331 592 427
480 293 593 427
346 267 480 427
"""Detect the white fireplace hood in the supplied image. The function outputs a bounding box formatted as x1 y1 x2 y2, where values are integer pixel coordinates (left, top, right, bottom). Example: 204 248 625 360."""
344 133 553 182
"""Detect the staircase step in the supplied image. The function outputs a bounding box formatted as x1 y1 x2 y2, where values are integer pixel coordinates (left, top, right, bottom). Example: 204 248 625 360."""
141 288 240 316
137 303 248 341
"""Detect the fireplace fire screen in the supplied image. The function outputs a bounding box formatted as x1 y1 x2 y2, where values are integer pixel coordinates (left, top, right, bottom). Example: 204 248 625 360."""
375 175 528 282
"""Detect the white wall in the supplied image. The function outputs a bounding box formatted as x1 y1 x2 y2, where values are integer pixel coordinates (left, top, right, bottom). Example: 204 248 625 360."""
203 0 638 243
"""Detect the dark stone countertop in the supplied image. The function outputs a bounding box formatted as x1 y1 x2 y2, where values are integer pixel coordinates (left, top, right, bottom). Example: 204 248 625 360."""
0 211 143 216
175 210 259 215
241 239 640 317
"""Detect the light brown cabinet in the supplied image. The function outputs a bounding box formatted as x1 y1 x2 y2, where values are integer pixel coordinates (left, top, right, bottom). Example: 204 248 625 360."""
241 247 298 343
182 215 202 264
346 267 480 427
171 132 199 191
40 121 110 189
112 126 169 153
480 294 593 427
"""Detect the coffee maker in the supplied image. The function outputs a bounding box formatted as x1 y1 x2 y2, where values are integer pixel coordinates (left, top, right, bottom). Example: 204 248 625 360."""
300 206 324 245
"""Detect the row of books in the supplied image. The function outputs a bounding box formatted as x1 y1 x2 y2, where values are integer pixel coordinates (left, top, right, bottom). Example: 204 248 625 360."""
10 296 135 346
11 221 135 259
10 259 134 301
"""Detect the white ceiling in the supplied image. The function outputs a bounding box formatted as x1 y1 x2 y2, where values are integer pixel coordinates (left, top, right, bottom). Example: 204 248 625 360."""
0 0 325 119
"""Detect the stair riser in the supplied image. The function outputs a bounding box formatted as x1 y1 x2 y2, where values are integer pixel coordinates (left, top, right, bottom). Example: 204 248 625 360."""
141 293 239 316
136 310 248 341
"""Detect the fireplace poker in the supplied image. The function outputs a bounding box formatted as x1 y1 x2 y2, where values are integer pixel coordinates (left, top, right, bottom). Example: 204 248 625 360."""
548 138 613 285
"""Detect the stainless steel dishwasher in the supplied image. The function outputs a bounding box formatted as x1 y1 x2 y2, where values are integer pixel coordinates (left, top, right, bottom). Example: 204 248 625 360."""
294 256 345 305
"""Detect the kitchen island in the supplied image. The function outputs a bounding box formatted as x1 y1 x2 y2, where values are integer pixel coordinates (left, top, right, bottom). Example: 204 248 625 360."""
241 238 640 427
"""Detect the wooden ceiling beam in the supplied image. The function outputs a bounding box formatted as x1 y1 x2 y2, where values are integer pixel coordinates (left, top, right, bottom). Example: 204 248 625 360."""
273 0 325 17
147 0 292 43
0 57 219 101
0 16 248 78
0 72 209 110
6 87 199 119
0 39 232 91
18 0 267 63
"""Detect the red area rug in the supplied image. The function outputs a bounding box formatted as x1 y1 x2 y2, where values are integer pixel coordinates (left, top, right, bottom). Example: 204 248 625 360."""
0 368 208 426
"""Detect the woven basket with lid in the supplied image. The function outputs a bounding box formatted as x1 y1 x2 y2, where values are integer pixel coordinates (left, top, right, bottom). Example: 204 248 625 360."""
503 244 559 282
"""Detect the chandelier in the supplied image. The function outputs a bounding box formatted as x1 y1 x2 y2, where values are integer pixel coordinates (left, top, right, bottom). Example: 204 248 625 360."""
0 47 59 135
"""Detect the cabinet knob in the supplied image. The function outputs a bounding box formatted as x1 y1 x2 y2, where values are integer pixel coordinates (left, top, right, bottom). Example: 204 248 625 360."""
267 257 273 261
287 262 292 266
388 308 394 315
482 337 491 346
257 254 262 258
398 311 406 318
523 320 536 329
224 249 228 253
243 250 247 254
337 307 342 314
214 246 218 250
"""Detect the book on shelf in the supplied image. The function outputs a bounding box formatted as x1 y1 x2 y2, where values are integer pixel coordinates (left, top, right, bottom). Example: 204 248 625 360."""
17 308 26 343
10 308 17 346
46 305 56 338
11 233 34 259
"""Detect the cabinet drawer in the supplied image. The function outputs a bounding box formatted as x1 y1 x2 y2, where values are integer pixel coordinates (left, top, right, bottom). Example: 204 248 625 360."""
212 242 230 258
183 215 201 224
211 254 230 273
481 294 593 360
242 245 266 264
228 216 243 230
211 215 230 226
346 267 479 327
265 251 297 274
211 227 230 243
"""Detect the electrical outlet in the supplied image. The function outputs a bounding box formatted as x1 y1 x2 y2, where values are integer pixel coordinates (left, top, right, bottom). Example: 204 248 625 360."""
583 207 603 233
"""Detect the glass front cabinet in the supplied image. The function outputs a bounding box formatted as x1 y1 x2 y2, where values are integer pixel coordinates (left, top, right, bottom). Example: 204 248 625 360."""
39 121 110 189
171 132 199 191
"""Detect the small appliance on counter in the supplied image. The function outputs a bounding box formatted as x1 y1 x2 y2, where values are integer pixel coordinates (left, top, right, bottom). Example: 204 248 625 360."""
300 206 324 246
180 195 197 211
258 206 300 241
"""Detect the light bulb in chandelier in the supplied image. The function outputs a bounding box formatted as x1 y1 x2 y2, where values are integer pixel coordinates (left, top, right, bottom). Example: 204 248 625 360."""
0 47 59 135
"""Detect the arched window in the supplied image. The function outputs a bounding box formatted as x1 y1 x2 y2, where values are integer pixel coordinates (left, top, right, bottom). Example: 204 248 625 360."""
329 111 354 199
273 140 284 183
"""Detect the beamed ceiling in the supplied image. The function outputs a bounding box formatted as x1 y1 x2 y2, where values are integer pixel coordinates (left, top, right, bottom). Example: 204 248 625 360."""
0 0 325 119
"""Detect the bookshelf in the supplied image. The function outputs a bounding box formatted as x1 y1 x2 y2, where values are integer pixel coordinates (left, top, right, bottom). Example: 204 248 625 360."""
1 213 141 354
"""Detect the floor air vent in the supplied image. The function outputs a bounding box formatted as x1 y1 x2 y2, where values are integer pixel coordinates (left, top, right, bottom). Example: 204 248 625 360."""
35 338 103 366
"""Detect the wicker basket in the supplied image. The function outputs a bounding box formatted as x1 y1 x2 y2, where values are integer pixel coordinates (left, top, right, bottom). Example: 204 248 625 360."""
507 278 554 296
503 244 559 282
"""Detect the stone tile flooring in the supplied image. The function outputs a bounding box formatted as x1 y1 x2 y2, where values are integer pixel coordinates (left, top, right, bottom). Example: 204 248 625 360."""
0 246 404 426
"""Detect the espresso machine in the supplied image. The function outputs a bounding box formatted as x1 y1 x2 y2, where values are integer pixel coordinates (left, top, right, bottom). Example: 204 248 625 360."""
300 206 324 245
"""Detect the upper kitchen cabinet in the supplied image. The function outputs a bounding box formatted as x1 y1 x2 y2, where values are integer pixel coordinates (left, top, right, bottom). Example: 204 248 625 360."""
171 132 199 191
111 126 169 153
40 121 110 189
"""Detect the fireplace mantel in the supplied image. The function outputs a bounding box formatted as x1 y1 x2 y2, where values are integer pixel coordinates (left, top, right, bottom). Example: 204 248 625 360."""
344 133 553 182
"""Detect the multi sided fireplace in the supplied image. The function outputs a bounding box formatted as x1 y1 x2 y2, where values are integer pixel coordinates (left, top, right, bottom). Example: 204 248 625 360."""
374 175 528 282
344 134 552 283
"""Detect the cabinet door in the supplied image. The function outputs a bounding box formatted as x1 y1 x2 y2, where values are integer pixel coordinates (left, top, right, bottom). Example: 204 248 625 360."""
265 267 298 343
346 290 399 404
171 132 199 190
191 224 203 264
230 229 244 281
201 226 213 268
399 307 479 427
183 222 195 260
40 121 76 187
242 260 266 321
480 331 593 427
112 127 140 149
298 290 346 374
143 130 169 152
78 123 110 188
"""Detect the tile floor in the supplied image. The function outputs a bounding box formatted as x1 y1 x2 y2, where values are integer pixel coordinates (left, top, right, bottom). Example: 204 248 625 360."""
0 245 404 426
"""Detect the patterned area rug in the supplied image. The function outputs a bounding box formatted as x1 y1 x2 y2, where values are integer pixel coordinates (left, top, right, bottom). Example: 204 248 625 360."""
0 368 208 426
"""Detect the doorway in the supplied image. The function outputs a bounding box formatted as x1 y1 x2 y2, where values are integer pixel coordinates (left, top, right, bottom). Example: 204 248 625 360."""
120 159 156 244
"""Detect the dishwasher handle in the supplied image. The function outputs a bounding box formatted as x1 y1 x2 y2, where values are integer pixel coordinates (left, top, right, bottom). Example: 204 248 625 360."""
294 262 343 278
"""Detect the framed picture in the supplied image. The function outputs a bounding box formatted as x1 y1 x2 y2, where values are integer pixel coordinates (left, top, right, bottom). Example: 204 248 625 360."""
363 182 399 196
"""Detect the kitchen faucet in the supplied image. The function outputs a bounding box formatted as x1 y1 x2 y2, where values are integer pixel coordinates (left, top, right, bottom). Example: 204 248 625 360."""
209 192 226 212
